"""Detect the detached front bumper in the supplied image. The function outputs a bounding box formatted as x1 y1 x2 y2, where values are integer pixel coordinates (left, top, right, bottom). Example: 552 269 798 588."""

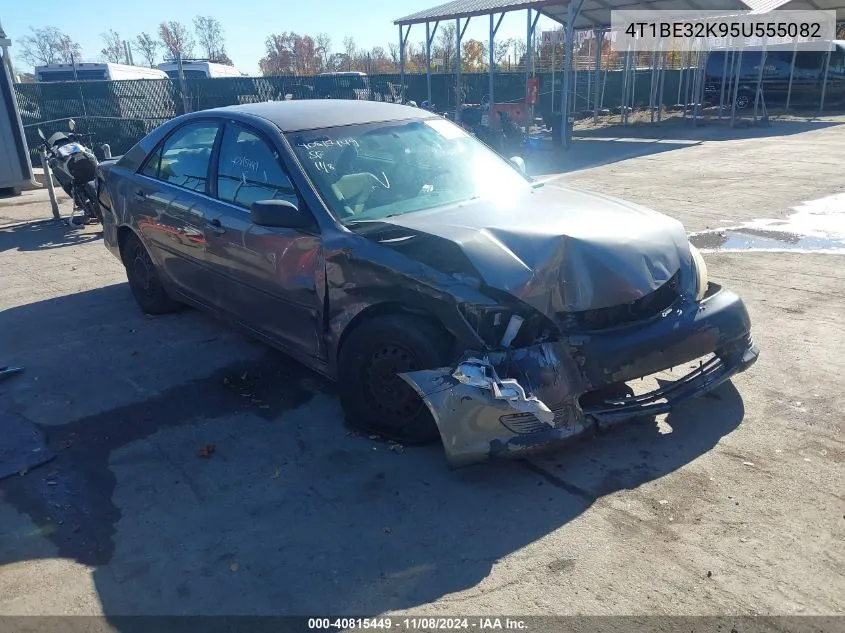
400 285 759 468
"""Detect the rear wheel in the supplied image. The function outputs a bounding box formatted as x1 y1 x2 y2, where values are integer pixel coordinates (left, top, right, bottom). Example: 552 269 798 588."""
123 233 180 315
338 314 452 445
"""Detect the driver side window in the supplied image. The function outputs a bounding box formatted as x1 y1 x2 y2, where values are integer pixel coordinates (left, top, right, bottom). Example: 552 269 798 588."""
216 124 298 210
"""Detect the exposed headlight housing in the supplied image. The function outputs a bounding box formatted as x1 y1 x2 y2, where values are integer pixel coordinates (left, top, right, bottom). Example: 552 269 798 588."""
688 242 709 302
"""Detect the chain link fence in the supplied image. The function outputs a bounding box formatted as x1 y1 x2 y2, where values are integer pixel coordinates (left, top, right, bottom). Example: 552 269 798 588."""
13 70 651 159
14 58 845 162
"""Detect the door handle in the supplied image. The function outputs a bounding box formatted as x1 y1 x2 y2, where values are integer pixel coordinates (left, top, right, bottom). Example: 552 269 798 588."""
206 217 226 234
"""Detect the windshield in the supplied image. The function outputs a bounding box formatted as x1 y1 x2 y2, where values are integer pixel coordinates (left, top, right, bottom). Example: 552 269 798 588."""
286 118 532 224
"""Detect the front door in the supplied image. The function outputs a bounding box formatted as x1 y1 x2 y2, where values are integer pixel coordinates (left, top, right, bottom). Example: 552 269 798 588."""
202 122 325 362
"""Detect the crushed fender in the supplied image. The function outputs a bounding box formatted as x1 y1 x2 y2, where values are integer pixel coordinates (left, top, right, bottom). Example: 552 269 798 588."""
400 342 591 468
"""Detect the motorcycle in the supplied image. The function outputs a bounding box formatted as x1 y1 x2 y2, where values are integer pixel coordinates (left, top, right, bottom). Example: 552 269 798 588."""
37 119 102 228
470 110 525 159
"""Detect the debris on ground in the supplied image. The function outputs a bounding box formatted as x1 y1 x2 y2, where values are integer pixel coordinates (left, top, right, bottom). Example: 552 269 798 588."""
197 444 216 459
0 365 24 381
229 563 239 572
742 461 755 467
389 444 405 454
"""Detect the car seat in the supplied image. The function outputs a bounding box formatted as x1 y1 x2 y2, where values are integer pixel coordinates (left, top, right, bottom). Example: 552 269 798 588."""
331 173 381 216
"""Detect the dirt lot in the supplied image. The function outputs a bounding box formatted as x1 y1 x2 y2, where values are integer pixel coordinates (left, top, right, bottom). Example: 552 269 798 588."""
0 120 843 621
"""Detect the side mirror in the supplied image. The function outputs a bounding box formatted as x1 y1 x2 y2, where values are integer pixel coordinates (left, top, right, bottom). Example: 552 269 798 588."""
68 118 76 131
37 127 45 140
250 199 314 230
510 156 526 174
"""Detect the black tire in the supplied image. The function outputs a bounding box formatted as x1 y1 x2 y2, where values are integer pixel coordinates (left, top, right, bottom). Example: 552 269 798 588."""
338 314 453 445
122 233 180 315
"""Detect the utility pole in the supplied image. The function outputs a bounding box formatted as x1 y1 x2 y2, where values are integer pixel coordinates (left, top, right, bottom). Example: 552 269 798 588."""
0 18 14 79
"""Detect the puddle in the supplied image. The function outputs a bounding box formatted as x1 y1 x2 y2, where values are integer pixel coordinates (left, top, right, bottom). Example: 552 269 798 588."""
690 192 845 254
690 228 845 253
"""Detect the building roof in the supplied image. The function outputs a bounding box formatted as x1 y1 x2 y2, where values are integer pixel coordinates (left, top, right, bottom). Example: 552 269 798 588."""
396 0 845 27
396 0 560 24
743 0 845 18
217 100 434 133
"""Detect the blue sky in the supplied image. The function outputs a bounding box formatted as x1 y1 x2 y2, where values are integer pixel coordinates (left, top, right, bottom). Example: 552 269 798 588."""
2 0 558 74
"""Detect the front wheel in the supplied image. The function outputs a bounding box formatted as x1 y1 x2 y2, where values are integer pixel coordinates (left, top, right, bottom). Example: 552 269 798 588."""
337 314 453 444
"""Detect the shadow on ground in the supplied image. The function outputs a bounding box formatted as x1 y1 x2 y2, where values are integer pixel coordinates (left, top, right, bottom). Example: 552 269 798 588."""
0 220 101 254
573 117 843 141
527 118 843 177
526 138 698 177
0 284 747 619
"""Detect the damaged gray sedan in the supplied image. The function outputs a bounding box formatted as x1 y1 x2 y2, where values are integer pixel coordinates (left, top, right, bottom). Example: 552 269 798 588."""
98 100 758 467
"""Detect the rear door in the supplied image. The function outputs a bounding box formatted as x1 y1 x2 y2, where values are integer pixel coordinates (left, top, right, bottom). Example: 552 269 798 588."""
202 121 325 361
132 120 222 303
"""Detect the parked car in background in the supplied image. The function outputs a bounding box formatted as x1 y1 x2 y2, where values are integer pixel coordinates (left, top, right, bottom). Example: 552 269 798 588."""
315 72 372 100
35 62 168 82
157 60 248 79
703 41 845 109
96 100 758 467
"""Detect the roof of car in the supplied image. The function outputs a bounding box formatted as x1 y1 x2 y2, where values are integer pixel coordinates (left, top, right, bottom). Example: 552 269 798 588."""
213 100 434 132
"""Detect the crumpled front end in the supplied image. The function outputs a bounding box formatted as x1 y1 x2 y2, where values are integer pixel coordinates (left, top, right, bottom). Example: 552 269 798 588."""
400 343 591 468
400 284 759 468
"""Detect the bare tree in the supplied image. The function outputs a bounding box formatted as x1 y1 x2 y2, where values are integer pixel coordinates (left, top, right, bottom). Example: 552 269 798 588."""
435 22 456 71
18 26 82 66
135 32 161 67
512 38 527 69
387 42 400 66
100 29 123 63
342 36 356 71
158 21 194 61
193 15 230 64
315 33 332 72
493 39 512 66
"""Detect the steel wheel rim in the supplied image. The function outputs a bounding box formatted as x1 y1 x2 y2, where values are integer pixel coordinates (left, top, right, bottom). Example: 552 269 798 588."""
363 343 423 420
131 247 155 300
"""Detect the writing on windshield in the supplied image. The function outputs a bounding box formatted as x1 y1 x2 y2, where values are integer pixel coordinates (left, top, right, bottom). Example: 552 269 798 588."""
288 119 528 223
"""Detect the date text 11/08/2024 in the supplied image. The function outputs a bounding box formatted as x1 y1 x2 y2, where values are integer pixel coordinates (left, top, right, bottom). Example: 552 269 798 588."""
307 617 529 630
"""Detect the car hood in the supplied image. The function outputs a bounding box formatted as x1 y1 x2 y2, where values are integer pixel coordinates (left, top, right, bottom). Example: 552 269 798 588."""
368 183 692 316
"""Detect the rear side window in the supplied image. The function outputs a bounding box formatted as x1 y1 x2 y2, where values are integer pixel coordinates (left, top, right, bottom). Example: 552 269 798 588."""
142 122 219 193
216 124 297 209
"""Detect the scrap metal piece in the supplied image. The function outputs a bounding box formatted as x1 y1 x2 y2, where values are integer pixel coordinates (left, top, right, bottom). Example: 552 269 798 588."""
453 357 554 425
0 366 24 382
400 343 590 468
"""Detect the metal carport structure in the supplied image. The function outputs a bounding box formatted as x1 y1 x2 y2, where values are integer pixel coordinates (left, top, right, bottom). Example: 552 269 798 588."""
395 0 844 147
